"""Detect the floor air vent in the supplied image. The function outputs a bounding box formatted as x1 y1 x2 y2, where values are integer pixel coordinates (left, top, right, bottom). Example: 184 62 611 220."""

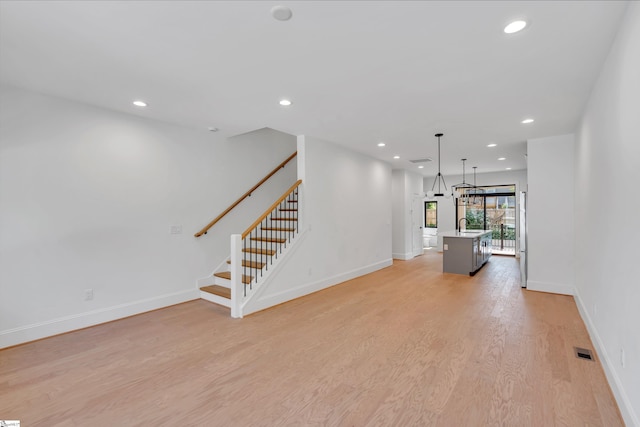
574 347 595 361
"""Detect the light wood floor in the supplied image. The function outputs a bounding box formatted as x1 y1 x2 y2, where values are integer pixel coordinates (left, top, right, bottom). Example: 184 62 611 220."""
1 252 623 426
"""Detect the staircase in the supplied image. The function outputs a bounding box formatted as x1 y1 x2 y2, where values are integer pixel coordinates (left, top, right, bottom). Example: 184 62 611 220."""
199 181 301 317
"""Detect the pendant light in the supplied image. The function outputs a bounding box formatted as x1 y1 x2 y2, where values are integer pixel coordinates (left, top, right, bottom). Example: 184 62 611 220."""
426 133 451 199
452 159 474 205
471 166 485 204
453 160 486 206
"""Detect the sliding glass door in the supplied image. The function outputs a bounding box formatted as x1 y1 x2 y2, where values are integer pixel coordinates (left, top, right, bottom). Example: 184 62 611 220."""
456 185 516 255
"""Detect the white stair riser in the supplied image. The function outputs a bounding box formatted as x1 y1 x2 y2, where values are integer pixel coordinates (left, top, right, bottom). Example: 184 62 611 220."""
214 275 257 288
223 263 268 275
251 232 296 241
213 278 230 288
247 240 294 250
200 290 232 307
256 229 296 236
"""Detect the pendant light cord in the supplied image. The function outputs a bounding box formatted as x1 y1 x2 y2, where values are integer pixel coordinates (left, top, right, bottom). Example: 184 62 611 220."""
431 133 448 193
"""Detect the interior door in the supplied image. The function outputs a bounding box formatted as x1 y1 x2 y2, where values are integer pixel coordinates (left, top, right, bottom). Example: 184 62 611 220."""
412 196 424 257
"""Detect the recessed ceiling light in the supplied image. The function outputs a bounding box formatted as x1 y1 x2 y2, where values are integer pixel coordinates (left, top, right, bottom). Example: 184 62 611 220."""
208 127 219 132
377 142 386 147
133 100 147 107
418 165 424 169
506 167 512 170
498 157 506 161
504 20 527 34
393 155 400 159
271 5 293 21
521 118 534 124
279 99 292 106
487 143 497 148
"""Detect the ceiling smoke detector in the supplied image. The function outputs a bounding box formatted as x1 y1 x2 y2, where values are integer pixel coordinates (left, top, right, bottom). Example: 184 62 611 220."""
271 6 293 21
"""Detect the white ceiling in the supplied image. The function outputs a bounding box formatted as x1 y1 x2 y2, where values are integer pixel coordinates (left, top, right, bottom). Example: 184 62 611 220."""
0 1 628 177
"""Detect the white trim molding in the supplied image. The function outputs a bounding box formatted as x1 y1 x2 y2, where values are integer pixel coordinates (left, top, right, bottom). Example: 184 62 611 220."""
0 289 199 349
574 290 640 427
392 252 414 261
526 280 575 296
243 258 393 316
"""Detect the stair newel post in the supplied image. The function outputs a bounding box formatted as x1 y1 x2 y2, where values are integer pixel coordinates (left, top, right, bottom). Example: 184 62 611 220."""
230 234 243 318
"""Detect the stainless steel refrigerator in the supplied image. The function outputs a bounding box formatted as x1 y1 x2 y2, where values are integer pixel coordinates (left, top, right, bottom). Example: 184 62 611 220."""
519 191 527 288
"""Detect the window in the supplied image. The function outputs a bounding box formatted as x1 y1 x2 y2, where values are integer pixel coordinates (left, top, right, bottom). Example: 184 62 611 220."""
455 184 517 255
425 201 437 228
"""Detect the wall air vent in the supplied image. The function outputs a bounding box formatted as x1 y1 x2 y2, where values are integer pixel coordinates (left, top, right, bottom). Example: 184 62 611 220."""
409 158 433 164
574 347 595 361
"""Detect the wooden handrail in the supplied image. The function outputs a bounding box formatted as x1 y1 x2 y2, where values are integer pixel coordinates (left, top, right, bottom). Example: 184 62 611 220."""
242 180 302 239
194 152 298 237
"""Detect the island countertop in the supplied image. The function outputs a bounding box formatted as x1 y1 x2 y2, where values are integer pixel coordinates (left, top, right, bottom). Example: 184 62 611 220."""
440 230 492 239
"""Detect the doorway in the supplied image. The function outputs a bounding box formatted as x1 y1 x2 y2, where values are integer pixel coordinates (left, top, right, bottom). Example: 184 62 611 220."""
424 201 438 248
412 196 425 257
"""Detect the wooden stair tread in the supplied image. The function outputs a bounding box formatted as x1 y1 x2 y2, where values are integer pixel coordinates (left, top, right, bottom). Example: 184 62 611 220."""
200 285 231 299
261 227 295 232
214 271 253 284
227 259 266 269
270 217 298 221
251 237 286 243
243 247 276 255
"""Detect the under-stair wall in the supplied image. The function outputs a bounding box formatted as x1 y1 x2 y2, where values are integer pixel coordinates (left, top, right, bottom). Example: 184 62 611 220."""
241 135 393 315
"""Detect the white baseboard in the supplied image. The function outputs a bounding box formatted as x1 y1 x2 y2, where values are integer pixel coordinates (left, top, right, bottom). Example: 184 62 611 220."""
526 280 575 296
243 258 393 316
392 252 413 260
0 289 199 349
574 290 639 427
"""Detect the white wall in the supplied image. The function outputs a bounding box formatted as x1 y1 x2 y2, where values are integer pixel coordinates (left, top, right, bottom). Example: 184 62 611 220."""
242 135 392 314
574 3 640 425
392 169 423 260
0 85 297 347
526 134 575 295
391 170 407 259
424 169 527 251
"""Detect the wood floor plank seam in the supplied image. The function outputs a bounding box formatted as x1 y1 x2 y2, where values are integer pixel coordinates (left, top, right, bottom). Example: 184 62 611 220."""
0 252 624 426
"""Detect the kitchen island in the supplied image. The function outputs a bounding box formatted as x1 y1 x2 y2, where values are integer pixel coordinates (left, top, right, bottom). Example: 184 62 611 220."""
441 230 492 275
